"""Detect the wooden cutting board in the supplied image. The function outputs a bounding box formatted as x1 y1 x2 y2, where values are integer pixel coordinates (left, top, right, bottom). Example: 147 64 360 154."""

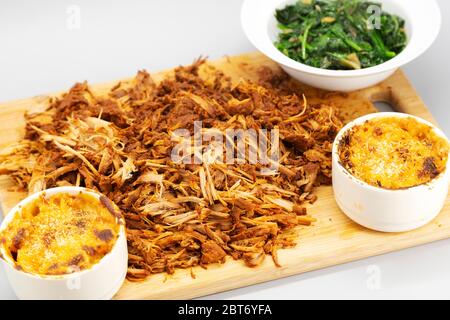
0 52 447 300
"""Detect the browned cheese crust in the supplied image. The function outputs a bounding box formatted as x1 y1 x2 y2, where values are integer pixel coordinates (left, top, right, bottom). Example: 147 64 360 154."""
339 117 449 189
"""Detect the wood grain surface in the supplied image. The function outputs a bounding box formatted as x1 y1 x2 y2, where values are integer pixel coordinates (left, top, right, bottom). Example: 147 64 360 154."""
0 52 447 300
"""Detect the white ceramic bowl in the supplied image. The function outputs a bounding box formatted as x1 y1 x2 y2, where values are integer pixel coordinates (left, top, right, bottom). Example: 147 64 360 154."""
241 0 441 92
0 186 128 300
332 112 450 232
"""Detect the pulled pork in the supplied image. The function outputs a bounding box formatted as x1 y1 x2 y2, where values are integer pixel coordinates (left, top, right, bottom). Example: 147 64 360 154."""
0 59 342 280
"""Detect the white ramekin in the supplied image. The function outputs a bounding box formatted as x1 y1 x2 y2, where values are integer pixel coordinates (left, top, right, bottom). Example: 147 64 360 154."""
241 0 441 92
332 112 450 232
0 186 128 300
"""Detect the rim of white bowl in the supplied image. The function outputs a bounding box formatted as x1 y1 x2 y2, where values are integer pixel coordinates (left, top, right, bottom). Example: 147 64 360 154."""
0 186 126 281
241 0 441 78
332 112 450 193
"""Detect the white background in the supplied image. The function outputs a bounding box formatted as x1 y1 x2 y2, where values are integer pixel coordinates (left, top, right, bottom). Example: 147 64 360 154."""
0 0 449 299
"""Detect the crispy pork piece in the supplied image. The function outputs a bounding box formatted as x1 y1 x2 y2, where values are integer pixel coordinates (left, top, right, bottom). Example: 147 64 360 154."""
201 240 227 264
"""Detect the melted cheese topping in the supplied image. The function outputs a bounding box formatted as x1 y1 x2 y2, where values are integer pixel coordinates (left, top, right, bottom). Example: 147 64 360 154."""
0 193 120 275
339 117 450 190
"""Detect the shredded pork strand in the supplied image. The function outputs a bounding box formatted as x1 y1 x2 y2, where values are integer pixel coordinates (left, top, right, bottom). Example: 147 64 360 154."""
0 59 343 281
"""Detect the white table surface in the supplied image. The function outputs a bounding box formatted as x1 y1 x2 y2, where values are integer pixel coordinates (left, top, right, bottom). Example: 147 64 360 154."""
1 0 449 300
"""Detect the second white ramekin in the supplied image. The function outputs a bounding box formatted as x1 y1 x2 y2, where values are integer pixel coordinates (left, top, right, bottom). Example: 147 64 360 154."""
332 112 450 232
